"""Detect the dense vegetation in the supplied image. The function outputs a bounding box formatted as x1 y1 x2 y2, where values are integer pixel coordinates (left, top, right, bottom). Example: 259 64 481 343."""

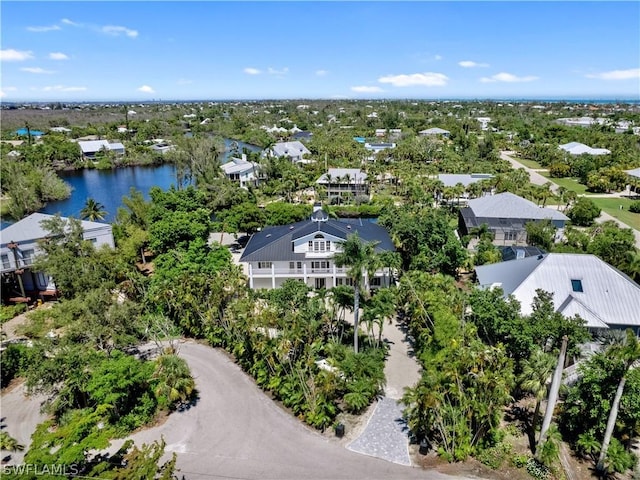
1 99 639 478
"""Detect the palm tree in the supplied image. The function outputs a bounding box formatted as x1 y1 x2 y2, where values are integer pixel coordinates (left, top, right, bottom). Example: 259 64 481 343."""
596 329 640 474
518 347 556 451
333 232 379 353
80 198 107 221
153 354 196 409
0 431 24 452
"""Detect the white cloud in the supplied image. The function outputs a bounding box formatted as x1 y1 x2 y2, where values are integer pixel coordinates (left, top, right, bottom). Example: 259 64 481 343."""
459 60 489 68
378 72 448 87
244 67 261 75
102 25 138 38
49 52 69 60
21 67 56 74
480 72 539 83
585 68 640 80
315 69 328 76
1 49 34 61
267 67 289 75
137 85 155 93
61 18 80 26
434 55 443 61
27 25 61 32
42 85 87 92
351 85 384 93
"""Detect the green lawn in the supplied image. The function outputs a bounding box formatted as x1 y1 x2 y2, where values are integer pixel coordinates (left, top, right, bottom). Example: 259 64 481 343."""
590 197 640 231
513 157 544 169
540 174 592 195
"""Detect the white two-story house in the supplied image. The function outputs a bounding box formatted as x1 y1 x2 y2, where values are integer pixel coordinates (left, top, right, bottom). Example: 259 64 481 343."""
221 154 262 188
239 208 395 290
1 213 115 302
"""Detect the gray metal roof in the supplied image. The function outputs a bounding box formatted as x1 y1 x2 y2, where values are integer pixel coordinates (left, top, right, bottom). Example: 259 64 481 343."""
476 253 640 329
240 217 394 263
419 127 450 135
270 141 310 158
78 140 124 154
438 173 493 187
1 213 111 246
626 167 640 179
467 193 568 221
221 157 259 175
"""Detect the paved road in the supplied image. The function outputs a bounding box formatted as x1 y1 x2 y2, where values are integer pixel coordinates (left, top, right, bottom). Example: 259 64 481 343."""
0 384 48 465
501 150 640 249
500 151 559 192
109 341 472 480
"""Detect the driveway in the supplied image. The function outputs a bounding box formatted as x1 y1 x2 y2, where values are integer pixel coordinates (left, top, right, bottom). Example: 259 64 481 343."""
110 341 471 480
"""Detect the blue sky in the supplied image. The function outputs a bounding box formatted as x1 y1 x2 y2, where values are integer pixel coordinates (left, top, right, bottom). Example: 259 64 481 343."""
1 1 639 101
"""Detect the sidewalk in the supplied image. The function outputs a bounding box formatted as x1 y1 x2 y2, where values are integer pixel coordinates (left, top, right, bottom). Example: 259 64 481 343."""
347 316 421 466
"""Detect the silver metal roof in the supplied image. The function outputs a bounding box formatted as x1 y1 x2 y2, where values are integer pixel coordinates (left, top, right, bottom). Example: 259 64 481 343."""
467 193 568 221
476 253 640 329
1 213 111 246
317 168 367 184
438 173 493 187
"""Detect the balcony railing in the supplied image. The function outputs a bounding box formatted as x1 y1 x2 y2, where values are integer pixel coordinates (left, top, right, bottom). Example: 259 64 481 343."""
251 266 347 276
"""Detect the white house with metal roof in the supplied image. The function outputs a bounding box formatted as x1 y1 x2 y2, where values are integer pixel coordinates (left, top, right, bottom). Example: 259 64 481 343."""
419 127 450 138
559 142 611 156
220 154 262 188
316 168 368 201
77 140 125 159
0 213 114 301
475 253 640 335
266 141 311 164
239 209 394 290
459 192 569 245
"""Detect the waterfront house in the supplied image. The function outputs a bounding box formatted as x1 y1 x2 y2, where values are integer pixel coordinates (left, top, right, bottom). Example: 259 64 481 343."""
266 141 311 164
458 192 568 245
316 168 368 202
239 208 395 290
78 140 125 159
221 154 262 188
0 213 115 302
475 253 640 335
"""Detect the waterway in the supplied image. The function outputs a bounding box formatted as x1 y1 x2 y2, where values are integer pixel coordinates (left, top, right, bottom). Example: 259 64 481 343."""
1 139 261 228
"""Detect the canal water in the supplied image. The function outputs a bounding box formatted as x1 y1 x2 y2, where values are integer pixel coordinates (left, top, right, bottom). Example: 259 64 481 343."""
1 139 261 227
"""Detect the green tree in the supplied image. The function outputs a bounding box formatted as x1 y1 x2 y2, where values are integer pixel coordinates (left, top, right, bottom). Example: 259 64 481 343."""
525 219 555 250
81 198 107 221
596 330 640 474
333 232 379 353
152 354 196 410
567 197 601 226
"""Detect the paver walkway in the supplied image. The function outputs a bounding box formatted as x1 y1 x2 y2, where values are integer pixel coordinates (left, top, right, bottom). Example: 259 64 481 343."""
347 317 422 465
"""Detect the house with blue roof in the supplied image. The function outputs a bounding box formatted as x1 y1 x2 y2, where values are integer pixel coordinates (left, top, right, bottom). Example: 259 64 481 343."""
239 206 395 290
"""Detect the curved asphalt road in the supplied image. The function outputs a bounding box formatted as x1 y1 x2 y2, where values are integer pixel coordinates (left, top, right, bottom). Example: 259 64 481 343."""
114 341 469 480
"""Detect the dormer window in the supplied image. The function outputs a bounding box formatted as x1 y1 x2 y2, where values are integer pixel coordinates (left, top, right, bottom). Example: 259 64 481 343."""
571 279 583 293
309 234 331 253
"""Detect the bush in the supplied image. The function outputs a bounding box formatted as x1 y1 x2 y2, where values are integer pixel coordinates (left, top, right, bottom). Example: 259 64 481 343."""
1 344 29 388
0 303 27 324
526 458 551 480
567 197 601 226
476 442 512 469
629 201 640 214
511 453 530 468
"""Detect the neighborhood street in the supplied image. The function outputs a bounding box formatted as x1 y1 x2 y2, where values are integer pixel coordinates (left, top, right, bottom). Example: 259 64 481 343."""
500 150 640 249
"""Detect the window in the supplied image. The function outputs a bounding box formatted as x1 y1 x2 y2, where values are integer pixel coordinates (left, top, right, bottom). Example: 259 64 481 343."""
289 261 303 271
505 231 517 241
311 261 329 271
22 249 35 266
370 277 382 287
1 254 10 269
571 279 583 293
257 261 272 269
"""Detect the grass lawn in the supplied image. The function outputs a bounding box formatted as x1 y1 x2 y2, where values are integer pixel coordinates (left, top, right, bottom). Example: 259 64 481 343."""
591 197 640 231
540 174 592 195
513 157 544 169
